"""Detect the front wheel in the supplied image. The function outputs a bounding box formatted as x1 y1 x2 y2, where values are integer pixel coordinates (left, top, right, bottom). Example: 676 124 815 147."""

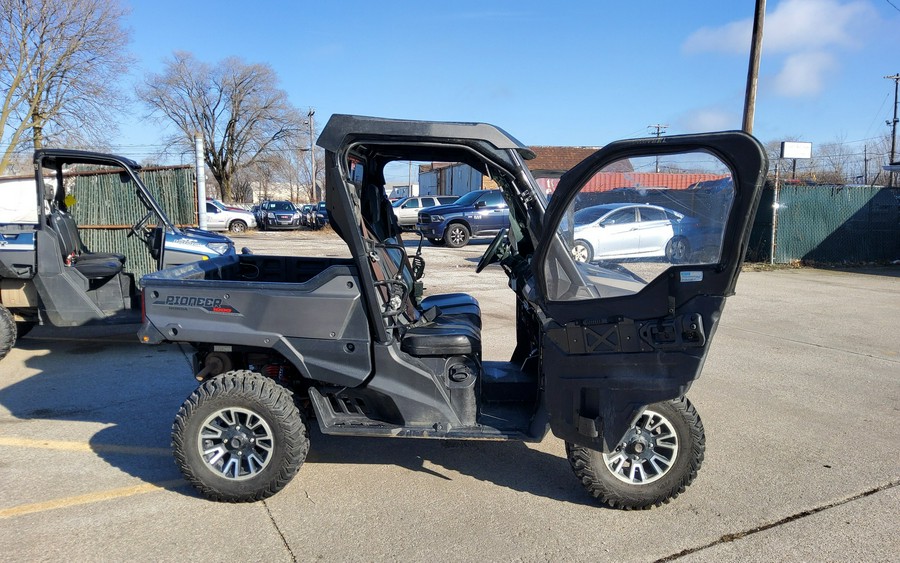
444 223 470 248
0 304 15 361
172 370 309 502
571 240 593 263
229 220 248 233
566 397 705 510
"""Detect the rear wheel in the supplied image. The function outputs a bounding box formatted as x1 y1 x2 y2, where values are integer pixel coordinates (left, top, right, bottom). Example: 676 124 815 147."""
566 397 705 510
444 223 470 248
229 220 248 233
571 240 593 263
0 304 14 361
666 236 690 263
172 370 309 502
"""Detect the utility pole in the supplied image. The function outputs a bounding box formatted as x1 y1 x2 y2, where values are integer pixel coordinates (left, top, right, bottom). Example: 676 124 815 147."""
648 124 667 172
864 144 868 185
308 108 317 201
743 0 766 134
195 134 207 230
885 74 899 187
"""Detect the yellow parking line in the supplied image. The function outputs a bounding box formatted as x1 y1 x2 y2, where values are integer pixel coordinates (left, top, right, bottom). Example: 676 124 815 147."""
0 480 186 519
0 436 170 456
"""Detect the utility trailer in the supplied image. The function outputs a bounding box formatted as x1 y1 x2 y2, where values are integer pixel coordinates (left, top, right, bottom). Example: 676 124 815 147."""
140 115 766 508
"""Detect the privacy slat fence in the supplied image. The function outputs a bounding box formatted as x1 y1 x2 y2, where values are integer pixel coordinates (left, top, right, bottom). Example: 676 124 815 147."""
69 165 196 283
752 185 899 264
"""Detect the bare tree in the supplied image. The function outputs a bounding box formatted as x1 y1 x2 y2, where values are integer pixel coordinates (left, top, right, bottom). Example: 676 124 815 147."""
0 0 131 173
137 52 306 202
815 136 853 184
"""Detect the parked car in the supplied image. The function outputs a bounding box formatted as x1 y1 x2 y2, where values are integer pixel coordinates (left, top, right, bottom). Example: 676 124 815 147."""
258 200 302 230
415 190 509 247
299 204 314 226
391 195 458 229
571 203 694 263
312 201 329 229
205 199 257 233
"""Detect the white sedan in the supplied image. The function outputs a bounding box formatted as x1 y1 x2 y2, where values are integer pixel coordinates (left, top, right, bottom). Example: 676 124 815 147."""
571 203 689 263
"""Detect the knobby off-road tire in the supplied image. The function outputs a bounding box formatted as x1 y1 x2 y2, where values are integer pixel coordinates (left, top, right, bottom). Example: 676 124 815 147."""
0 304 15 361
566 396 705 510
172 370 309 502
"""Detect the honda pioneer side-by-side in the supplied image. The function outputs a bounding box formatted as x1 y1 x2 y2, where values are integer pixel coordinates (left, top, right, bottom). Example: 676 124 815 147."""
139 115 766 509
0 150 238 360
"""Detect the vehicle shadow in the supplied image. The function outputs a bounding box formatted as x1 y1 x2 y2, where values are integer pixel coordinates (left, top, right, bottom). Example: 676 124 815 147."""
2 335 595 507
304 427 594 507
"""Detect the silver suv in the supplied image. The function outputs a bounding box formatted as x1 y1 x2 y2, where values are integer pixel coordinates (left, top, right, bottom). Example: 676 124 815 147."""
205 199 257 233
391 195 458 228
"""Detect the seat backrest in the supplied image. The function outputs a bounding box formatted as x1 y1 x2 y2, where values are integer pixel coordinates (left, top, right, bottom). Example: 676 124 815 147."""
49 209 81 258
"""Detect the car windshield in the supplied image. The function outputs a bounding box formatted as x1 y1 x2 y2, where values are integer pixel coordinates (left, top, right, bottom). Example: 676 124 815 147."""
271 202 295 211
574 206 615 225
391 198 408 208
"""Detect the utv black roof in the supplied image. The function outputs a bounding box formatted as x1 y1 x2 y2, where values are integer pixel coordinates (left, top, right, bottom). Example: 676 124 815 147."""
317 114 536 160
34 149 141 171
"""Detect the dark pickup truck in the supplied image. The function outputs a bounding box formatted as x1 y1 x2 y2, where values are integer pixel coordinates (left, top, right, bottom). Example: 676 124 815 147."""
139 114 766 509
415 189 509 247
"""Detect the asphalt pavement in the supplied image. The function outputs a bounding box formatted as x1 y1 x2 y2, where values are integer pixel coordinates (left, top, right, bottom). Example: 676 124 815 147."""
0 230 897 562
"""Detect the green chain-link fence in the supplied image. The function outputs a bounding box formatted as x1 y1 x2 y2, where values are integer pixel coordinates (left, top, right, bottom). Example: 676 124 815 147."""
751 184 899 264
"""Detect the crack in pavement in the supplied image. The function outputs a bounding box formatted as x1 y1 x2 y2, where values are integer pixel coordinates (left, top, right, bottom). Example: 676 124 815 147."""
656 480 900 562
262 499 297 562
730 327 900 363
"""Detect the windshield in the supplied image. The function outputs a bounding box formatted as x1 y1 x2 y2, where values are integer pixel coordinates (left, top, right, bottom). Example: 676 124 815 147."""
573 206 615 225
391 198 407 208
270 202 295 211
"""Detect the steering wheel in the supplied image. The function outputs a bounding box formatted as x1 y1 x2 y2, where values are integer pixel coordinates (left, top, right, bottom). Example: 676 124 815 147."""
476 228 508 273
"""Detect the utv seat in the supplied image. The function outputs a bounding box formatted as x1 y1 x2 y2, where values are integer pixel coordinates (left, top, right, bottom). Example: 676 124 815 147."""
369 237 482 357
400 315 481 356
50 209 127 263
49 209 125 279
358 183 482 357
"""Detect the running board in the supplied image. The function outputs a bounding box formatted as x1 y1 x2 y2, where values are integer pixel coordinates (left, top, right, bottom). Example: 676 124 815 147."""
308 388 533 441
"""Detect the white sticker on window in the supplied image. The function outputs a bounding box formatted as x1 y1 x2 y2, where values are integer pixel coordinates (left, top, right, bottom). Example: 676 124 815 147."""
680 271 704 283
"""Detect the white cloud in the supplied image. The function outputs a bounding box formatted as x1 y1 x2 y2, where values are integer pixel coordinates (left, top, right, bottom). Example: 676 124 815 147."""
677 108 738 132
683 0 874 55
683 19 751 54
772 51 836 96
682 0 876 99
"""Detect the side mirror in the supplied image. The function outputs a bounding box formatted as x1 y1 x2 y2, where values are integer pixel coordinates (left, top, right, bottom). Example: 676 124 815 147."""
474 200 486 209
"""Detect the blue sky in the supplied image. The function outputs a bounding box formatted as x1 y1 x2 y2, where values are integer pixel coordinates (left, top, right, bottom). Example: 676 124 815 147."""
116 0 900 163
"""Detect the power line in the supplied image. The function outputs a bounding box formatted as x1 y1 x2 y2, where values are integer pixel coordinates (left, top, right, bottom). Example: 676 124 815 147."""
648 124 667 173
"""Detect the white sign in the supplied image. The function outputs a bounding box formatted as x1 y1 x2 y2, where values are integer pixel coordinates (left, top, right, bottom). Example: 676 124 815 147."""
781 141 812 159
